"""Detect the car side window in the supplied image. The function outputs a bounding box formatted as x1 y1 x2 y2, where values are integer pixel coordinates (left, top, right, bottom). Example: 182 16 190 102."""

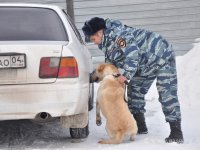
62 10 84 44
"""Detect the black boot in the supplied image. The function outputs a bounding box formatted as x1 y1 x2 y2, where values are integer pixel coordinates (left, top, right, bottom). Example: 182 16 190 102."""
165 121 184 143
133 113 148 134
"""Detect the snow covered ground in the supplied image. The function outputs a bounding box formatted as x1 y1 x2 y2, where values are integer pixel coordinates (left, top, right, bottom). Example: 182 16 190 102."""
0 41 200 150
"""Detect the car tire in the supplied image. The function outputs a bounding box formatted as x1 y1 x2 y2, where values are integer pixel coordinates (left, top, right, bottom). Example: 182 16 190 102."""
70 123 89 139
88 83 94 111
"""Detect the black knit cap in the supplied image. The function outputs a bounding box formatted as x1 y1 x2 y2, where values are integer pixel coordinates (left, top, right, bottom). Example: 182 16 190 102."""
82 17 106 42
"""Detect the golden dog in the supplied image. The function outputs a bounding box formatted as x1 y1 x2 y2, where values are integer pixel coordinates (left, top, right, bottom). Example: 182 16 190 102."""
92 63 138 144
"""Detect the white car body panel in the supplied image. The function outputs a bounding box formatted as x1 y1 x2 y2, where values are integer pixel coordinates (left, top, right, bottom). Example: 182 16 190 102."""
0 79 89 120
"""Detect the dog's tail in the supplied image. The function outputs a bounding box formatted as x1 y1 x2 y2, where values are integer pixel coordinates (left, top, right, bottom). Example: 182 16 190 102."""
98 131 124 144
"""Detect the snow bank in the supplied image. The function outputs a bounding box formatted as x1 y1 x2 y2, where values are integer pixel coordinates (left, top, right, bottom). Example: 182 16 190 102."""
177 40 200 108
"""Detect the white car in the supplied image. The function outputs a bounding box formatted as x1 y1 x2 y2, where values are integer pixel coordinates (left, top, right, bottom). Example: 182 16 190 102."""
0 4 93 138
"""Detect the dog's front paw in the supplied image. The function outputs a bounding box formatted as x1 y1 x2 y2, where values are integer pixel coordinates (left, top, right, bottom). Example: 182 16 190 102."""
98 140 109 144
98 140 104 144
96 119 102 126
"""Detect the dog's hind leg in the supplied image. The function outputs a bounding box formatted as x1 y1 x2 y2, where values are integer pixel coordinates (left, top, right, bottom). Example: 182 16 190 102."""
96 101 102 126
98 131 124 144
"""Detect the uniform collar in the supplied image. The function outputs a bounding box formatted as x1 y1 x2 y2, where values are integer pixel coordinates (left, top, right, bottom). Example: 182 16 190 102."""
98 31 107 52
98 28 116 52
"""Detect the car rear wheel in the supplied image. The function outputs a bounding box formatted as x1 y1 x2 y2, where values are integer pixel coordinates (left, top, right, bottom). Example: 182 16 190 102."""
70 123 89 139
88 83 94 111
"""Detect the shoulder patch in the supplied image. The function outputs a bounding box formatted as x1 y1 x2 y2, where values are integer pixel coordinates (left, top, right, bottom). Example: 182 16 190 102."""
117 38 126 48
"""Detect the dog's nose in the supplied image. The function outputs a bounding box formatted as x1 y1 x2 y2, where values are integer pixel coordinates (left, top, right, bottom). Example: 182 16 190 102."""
96 120 102 126
89 70 96 83
90 70 100 83
94 77 99 82
89 74 94 83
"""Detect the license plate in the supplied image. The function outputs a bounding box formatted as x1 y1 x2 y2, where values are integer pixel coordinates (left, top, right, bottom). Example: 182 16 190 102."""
0 54 26 69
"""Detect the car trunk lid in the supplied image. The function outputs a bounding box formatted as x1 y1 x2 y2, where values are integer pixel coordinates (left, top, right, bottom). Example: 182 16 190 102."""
0 42 65 85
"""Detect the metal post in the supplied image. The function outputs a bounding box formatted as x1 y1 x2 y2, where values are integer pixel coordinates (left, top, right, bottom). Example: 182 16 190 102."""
66 0 75 23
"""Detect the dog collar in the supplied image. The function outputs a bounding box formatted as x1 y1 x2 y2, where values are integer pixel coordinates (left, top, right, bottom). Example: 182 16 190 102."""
112 73 121 78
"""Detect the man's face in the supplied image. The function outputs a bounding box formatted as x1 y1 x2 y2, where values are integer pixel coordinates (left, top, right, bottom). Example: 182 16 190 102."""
89 30 103 45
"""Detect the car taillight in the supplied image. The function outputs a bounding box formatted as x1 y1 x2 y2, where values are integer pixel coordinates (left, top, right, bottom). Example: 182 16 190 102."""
58 57 79 78
39 57 78 78
39 57 60 78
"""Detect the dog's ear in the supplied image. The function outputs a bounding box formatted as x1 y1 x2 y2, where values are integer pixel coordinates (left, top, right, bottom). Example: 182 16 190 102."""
97 64 106 73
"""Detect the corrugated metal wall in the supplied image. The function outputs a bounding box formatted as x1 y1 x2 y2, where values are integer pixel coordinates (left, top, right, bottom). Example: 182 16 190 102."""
74 0 200 57
1 0 200 58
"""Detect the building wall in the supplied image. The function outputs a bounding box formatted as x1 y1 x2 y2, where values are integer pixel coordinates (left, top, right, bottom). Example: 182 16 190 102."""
74 0 200 57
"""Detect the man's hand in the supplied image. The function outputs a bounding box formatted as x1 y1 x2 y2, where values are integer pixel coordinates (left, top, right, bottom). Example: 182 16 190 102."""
117 75 128 84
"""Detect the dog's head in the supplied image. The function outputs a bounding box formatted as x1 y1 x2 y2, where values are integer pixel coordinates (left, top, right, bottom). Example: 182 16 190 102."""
91 63 120 82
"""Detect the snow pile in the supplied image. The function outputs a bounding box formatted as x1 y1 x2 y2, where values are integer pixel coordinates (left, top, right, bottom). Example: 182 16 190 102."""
177 40 200 108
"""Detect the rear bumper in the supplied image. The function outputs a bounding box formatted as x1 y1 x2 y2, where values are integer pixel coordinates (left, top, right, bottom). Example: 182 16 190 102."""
0 79 89 121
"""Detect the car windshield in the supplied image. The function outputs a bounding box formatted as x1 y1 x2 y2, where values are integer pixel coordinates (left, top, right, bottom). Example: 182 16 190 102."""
0 7 68 41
